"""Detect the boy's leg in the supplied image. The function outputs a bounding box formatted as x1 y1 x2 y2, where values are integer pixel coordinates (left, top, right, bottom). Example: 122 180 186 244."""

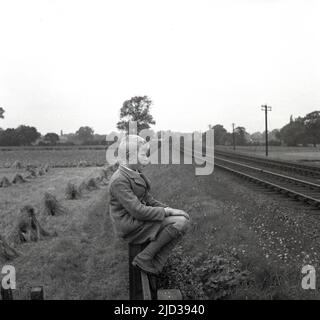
132 216 189 274
152 236 181 273
152 216 189 273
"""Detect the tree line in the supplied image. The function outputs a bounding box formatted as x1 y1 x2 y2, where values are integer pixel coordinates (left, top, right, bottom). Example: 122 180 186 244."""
1 103 319 147
211 111 320 147
0 124 107 147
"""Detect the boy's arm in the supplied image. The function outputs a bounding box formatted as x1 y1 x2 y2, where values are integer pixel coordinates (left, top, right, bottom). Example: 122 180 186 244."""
110 178 166 221
144 192 168 208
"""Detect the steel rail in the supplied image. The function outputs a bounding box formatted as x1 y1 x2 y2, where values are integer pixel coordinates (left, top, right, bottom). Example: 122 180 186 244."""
215 149 320 176
215 156 320 191
215 162 320 207
179 147 320 208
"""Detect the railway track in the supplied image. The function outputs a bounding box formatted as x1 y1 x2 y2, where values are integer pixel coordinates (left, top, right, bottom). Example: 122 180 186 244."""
181 147 320 209
215 149 320 178
214 156 320 209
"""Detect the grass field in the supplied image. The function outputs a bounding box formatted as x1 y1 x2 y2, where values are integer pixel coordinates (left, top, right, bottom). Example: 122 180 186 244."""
216 145 320 164
0 146 107 168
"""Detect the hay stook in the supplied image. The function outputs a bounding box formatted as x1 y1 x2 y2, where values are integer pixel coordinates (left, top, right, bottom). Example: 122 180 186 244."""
65 182 81 200
12 174 26 184
42 192 65 216
14 205 54 243
0 235 19 262
11 160 23 169
0 176 11 188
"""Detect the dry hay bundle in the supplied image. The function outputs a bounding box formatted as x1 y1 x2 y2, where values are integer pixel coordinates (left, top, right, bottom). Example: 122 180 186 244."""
26 164 37 170
78 160 88 168
65 182 81 200
4 162 11 168
101 178 109 185
11 160 22 169
43 163 50 172
38 168 45 176
12 173 26 184
0 235 19 262
14 205 53 243
42 192 65 216
26 166 37 179
85 177 98 190
95 172 105 183
0 176 11 188
102 164 118 179
78 181 88 193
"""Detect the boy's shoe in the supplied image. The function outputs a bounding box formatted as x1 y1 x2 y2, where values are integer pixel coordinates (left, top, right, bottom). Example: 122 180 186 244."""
132 255 159 275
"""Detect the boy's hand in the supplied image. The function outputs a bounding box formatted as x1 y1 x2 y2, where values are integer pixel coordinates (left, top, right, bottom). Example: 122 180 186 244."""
164 208 190 220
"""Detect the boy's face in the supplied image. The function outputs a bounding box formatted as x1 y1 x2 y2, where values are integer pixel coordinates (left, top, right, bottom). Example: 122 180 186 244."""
137 143 150 168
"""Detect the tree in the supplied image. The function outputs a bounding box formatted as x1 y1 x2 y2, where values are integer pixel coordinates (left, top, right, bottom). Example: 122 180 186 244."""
44 133 60 145
279 117 306 146
75 126 94 144
303 111 320 147
235 126 248 145
15 125 41 145
212 124 228 145
0 128 19 146
117 96 156 134
0 107 4 119
0 125 41 146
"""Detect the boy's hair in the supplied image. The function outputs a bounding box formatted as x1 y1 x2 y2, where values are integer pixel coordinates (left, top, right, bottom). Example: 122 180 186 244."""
118 135 148 164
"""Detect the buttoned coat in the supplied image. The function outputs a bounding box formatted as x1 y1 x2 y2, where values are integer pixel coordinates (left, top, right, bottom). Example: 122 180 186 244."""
108 165 167 244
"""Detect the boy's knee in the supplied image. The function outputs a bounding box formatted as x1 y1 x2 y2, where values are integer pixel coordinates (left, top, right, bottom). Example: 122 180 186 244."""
174 216 190 233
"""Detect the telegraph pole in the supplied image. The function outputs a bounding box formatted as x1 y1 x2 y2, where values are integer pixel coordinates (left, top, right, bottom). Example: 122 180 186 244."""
232 123 236 151
261 105 272 157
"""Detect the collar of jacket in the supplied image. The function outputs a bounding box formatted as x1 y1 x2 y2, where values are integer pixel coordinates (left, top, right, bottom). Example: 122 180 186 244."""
119 165 150 189
119 165 140 179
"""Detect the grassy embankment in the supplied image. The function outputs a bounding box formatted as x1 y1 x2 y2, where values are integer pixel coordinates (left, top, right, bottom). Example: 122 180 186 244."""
145 163 320 300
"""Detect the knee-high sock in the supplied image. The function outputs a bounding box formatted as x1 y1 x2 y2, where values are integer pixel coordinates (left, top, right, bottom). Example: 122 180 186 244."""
152 235 181 273
136 225 181 261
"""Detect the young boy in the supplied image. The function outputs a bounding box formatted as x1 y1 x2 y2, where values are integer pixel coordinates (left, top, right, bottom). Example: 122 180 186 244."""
108 135 190 275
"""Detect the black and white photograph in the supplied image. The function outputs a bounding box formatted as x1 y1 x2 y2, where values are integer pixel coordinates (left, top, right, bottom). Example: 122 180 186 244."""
1 0 320 306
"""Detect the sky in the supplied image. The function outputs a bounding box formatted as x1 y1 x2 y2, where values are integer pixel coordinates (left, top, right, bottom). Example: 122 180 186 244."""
0 0 319 135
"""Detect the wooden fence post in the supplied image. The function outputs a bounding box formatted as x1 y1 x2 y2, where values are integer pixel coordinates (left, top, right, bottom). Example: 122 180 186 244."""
1 286 13 300
30 286 44 300
129 243 144 300
129 242 158 300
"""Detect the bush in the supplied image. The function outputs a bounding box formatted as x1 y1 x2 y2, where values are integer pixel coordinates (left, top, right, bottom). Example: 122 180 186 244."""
159 247 252 300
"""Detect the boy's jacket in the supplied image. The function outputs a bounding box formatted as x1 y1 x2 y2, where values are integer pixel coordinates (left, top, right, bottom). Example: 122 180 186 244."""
108 165 167 244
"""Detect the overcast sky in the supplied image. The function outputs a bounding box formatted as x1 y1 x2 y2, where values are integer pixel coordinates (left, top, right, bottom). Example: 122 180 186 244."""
0 0 319 135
